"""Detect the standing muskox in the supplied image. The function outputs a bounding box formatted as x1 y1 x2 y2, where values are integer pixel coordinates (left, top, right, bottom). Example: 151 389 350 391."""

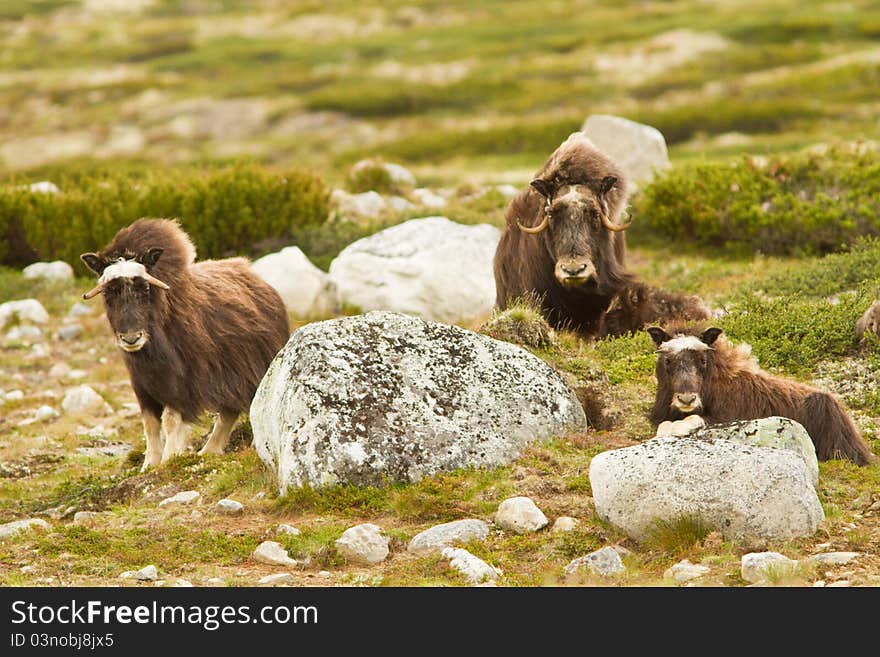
648 322 875 465
81 219 290 470
493 132 707 337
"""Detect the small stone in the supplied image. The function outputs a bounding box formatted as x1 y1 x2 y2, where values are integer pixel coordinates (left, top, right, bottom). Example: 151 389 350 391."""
664 559 711 583
205 577 226 586
809 552 860 566
551 516 579 533
852 491 873 510
411 188 447 208
25 181 60 195
277 524 301 536
564 546 626 577
173 578 194 587
813 580 826 587
253 541 298 567
388 195 417 213
190 510 203 520
252 492 266 501
56 324 83 341
258 573 295 586
134 565 158 581
318 570 331 578
67 303 92 318
407 519 490 554
442 547 501 584
495 496 549 534
49 363 71 379
827 580 852 587
66 369 88 380
20 565 35 574
495 184 519 199
34 405 59 422
61 385 107 415
6 325 44 343
159 491 201 507
335 523 389 565
72 511 101 526
119 571 134 579
6 390 24 402
216 499 244 515
741 552 798 583
0 518 50 540
0 299 49 327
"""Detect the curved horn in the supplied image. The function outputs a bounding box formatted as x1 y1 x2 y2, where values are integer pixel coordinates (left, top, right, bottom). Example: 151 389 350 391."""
601 211 633 232
144 273 170 291
82 282 106 300
516 213 550 234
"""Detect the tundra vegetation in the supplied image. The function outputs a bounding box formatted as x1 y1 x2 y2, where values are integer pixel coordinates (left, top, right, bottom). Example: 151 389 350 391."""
1 0 880 586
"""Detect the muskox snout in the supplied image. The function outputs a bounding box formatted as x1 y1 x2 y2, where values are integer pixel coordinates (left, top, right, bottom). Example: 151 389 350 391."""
554 260 597 286
117 331 147 352
672 392 702 414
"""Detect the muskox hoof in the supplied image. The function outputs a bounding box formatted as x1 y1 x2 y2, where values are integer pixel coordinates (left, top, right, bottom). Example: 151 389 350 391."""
656 415 706 438
197 444 225 457
141 451 162 473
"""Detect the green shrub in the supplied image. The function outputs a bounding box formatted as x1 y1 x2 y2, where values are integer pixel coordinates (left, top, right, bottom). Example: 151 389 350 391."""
631 147 880 256
346 161 395 195
0 162 329 271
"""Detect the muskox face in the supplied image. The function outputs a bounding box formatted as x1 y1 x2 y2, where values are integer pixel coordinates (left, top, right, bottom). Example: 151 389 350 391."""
80 248 168 353
527 174 625 292
648 326 723 418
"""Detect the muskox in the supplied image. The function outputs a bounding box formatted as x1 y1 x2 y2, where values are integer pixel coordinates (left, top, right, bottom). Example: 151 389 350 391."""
493 132 708 337
81 218 290 470
856 300 880 342
648 322 875 465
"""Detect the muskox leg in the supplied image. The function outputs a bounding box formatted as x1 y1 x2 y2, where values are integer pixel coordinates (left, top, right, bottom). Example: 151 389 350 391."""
160 408 190 463
198 411 239 456
141 411 163 473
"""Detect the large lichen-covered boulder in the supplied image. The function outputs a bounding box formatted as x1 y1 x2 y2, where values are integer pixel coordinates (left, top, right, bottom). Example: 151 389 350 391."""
590 419 824 546
251 311 585 491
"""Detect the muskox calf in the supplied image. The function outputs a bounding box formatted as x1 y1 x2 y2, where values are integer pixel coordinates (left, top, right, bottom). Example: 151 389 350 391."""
648 323 875 465
493 132 709 337
81 219 290 470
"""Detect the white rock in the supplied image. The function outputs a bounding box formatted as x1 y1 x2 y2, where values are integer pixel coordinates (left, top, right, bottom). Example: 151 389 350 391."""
581 115 670 189
495 497 549 534
442 547 501 584
258 573 295 586
331 189 387 219
411 188 447 209
66 369 88 380
551 516 579 533
48 363 71 379
23 261 74 281
0 518 50 540
158 491 201 507
318 570 331 578
564 546 625 577
5 325 44 343
335 523 389 565
134 565 159 581
61 385 108 415
664 559 711 583
20 565 34 574
216 499 244 515
6 390 24 402
72 511 101 526
56 324 83 341
251 312 585 490
407 519 490 554
809 552 860 566
253 541 298 567
172 578 194 587
68 302 93 318
494 184 519 199
251 246 340 319
277 524 301 536
205 577 226 586
0 299 49 327
388 195 417 213
826 580 851 587
328 217 500 323
590 430 824 545
741 552 798 583
34 405 58 422
25 181 60 194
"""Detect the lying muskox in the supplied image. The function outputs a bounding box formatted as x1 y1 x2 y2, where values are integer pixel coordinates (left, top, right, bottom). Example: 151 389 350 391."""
648 322 875 465
493 132 708 337
81 219 290 470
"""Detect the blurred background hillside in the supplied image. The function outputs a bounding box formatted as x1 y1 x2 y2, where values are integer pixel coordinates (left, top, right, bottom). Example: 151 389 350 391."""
3 0 879 186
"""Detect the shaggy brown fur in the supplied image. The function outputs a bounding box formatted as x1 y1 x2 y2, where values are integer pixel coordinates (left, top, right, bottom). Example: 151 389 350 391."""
649 321 875 465
598 282 711 337
856 300 880 342
82 219 290 424
494 133 633 336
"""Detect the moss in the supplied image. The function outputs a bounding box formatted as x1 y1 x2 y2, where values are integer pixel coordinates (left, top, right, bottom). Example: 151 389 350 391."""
480 294 558 349
643 516 711 554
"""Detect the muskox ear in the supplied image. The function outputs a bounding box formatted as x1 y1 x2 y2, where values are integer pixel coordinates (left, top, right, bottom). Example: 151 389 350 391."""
647 326 670 348
80 253 107 276
530 178 552 198
139 247 164 269
599 175 617 196
700 327 723 346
